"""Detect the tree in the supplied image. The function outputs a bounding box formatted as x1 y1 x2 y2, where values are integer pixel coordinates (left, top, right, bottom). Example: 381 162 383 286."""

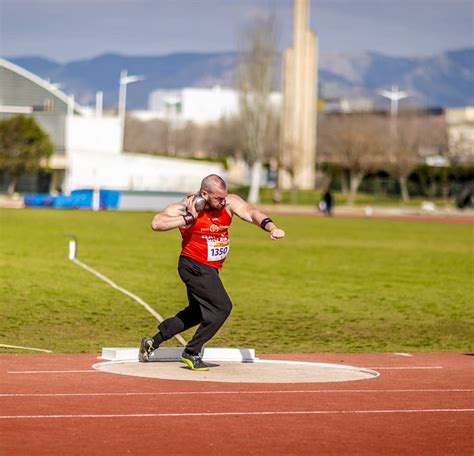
235 13 279 203
125 118 171 154
318 114 385 204
383 117 421 202
204 116 245 159
385 115 447 201
0 115 53 195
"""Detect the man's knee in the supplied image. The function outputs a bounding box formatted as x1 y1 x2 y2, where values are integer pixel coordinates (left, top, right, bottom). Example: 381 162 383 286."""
210 299 232 326
223 300 232 318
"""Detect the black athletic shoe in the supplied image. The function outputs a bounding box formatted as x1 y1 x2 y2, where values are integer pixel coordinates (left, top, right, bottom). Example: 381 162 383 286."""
181 350 209 371
139 337 155 362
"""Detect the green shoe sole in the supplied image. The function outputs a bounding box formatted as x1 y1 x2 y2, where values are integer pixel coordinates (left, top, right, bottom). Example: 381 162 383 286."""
180 356 209 371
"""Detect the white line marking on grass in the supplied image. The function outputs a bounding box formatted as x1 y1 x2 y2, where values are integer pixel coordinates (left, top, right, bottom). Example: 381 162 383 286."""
7 370 97 374
1 409 473 420
0 389 472 398
71 257 187 347
0 344 52 353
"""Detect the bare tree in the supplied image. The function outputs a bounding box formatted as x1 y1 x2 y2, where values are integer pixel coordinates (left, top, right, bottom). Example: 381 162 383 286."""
125 118 171 154
173 121 201 156
204 116 245 159
126 116 249 161
236 13 279 203
383 117 420 202
384 114 447 201
318 114 385 204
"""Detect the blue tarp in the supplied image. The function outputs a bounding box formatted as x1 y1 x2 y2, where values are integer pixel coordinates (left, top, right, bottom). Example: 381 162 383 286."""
24 190 120 209
100 190 120 209
70 189 94 208
23 194 55 207
52 195 75 208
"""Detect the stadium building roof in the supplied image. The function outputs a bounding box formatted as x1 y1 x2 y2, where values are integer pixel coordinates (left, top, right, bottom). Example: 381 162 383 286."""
0 58 83 115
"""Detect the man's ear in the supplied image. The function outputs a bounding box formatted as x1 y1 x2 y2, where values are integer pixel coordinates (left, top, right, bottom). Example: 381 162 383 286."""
200 190 209 200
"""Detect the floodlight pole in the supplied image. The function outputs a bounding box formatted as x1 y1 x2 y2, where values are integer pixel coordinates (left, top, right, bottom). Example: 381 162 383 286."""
118 69 145 152
376 85 410 134
376 85 411 162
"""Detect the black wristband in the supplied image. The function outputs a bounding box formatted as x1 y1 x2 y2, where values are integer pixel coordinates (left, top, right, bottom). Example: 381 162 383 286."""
183 212 195 226
260 217 273 231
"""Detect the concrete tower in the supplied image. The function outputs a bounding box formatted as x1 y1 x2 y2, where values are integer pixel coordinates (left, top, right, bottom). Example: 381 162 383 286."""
280 0 318 189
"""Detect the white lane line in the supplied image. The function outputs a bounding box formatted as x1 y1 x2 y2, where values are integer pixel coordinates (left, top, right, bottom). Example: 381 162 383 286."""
0 389 473 398
369 367 443 370
394 353 413 357
1 409 473 420
6 367 444 374
7 370 97 374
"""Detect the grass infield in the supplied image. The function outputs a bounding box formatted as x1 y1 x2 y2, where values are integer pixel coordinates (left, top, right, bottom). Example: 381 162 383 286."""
0 208 472 354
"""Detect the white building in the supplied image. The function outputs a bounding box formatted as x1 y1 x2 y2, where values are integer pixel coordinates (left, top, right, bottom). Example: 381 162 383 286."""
0 59 225 198
445 106 474 163
147 86 282 124
323 97 374 113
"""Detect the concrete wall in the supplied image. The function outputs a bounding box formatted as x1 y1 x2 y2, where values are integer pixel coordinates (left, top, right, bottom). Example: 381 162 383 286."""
66 116 121 155
118 191 187 211
65 152 226 193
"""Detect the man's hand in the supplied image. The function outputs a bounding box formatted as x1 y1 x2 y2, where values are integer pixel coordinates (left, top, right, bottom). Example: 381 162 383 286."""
185 195 199 220
270 228 285 240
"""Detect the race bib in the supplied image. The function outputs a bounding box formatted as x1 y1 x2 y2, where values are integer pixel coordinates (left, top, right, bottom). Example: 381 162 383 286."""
207 239 230 262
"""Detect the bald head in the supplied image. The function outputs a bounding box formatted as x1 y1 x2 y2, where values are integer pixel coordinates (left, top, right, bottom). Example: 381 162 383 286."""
200 174 227 193
199 175 228 210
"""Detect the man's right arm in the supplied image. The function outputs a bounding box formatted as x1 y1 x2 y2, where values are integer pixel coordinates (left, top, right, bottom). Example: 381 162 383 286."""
151 196 198 231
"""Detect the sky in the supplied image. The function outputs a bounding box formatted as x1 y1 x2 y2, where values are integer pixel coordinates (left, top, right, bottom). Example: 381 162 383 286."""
1 0 473 62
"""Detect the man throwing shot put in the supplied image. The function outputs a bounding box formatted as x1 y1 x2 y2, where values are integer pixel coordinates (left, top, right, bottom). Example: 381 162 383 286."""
139 174 285 371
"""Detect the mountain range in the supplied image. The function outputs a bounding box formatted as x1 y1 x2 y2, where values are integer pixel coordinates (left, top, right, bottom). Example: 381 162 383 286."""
7 48 473 110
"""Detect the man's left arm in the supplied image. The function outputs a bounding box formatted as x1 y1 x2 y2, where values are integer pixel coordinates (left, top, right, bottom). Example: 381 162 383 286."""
226 194 285 240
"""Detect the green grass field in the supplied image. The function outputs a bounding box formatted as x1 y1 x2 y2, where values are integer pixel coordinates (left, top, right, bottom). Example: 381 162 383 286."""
1 208 472 354
235 187 456 208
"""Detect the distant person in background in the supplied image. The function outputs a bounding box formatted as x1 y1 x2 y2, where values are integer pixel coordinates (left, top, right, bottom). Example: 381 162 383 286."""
139 174 285 371
319 188 333 216
323 189 333 216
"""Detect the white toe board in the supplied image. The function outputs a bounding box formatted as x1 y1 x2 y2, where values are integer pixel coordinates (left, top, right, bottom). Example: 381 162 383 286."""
101 347 257 362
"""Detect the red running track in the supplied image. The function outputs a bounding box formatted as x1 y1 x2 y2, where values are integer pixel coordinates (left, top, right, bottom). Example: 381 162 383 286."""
1 352 473 455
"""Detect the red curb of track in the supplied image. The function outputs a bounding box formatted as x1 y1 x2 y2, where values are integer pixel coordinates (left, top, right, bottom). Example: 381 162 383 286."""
1 352 473 456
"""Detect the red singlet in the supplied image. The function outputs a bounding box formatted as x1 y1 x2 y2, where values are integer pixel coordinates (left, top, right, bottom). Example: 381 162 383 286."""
180 207 232 268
